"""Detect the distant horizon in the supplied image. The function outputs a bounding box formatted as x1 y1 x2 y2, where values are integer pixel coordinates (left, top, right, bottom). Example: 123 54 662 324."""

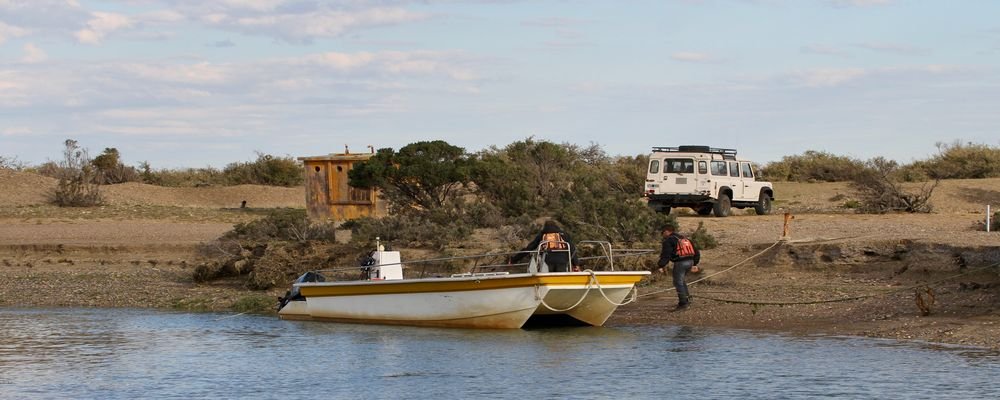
3 1 999 168
4 137 993 171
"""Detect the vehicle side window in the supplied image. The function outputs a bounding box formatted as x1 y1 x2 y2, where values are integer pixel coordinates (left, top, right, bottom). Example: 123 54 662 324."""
741 163 754 179
729 162 739 177
711 161 727 176
698 161 708 174
649 160 659 174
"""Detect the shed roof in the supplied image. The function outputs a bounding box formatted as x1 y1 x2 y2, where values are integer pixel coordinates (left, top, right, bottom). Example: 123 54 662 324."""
298 153 374 162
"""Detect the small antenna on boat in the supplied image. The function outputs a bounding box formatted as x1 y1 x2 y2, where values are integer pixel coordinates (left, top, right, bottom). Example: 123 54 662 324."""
376 236 384 252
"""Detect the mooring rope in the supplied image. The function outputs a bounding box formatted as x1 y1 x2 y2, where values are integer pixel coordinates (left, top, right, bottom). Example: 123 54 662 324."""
638 239 784 298
692 261 1000 306
538 269 640 312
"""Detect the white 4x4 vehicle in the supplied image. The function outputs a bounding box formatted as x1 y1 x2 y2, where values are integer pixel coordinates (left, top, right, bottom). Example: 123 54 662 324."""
643 146 773 217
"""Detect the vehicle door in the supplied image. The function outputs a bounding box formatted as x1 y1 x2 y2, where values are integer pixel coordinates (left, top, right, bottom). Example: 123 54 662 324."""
709 160 732 196
695 159 711 194
739 162 759 200
728 161 744 200
660 158 697 194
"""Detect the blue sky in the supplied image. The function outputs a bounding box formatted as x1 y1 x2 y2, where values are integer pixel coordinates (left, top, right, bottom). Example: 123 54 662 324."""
2 0 999 168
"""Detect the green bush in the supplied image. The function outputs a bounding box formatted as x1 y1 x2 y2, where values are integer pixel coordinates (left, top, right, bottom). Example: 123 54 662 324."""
91 148 141 184
471 138 579 218
904 141 1000 180
343 213 469 250
225 209 336 243
760 150 864 182
688 222 718 250
140 165 227 187
223 152 303 187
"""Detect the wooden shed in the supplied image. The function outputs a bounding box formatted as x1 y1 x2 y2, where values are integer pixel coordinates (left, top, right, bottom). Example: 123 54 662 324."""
299 152 383 222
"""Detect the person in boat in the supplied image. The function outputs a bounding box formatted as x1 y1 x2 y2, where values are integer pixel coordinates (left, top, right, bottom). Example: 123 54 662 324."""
657 222 701 311
511 220 581 273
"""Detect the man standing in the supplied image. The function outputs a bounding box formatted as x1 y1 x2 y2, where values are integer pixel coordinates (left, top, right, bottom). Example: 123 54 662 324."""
511 220 580 273
657 222 701 310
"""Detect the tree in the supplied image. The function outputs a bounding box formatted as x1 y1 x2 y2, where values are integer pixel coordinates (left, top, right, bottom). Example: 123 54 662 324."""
349 140 471 212
471 138 579 217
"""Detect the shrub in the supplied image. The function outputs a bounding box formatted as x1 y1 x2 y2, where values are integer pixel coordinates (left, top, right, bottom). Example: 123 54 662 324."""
223 152 303 187
343 213 468 250
141 166 227 187
688 222 718 250
0 155 27 170
760 150 864 182
91 148 141 184
851 157 937 214
471 138 578 218
905 141 1000 180
49 139 104 207
225 209 336 243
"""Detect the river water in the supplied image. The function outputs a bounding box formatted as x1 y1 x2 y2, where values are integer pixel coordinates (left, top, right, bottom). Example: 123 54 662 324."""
1 308 998 399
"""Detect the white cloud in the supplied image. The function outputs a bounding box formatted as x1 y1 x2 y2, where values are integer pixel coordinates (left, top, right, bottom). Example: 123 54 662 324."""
75 12 134 44
1 126 32 137
671 52 713 63
0 21 28 43
855 42 924 55
800 44 850 57
21 43 47 63
793 67 868 87
210 6 427 42
119 62 232 84
827 0 893 7
303 50 480 81
310 52 376 70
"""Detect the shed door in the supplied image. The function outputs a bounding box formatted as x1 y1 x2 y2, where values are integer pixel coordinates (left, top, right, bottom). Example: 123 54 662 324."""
306 163 330 219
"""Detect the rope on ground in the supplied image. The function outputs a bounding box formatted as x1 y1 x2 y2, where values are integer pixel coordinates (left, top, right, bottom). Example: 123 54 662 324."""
692 261 1000 306
638 239 784 298
538 269 639 312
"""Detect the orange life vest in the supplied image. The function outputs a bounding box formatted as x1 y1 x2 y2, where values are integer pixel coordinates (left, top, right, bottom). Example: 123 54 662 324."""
675 236 696 257
541 232 568 251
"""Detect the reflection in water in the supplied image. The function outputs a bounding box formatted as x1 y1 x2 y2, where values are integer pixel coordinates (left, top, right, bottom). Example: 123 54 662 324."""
1 308 999 399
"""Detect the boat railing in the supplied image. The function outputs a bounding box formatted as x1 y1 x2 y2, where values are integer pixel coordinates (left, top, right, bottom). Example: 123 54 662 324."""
309 244 656 280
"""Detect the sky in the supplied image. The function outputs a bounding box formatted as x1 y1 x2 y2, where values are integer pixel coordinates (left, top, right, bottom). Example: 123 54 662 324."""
1 0 999 168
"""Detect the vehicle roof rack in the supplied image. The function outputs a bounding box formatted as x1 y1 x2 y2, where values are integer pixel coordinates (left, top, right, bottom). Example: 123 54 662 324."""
652 146 738 159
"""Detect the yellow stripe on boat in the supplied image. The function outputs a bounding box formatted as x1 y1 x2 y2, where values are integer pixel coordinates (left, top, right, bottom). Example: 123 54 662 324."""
297 272 647 297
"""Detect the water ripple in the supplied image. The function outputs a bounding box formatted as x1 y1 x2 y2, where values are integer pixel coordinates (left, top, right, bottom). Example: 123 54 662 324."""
1 308 999 399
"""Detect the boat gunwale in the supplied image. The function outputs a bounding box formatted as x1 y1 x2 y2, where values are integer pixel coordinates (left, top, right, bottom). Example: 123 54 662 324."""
296 271 650 297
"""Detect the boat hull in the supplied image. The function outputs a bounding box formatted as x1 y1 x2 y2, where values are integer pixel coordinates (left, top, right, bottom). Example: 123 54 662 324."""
280 271 649 329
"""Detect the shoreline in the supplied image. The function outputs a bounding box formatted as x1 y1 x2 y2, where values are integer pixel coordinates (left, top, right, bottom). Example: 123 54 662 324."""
2 248 998 350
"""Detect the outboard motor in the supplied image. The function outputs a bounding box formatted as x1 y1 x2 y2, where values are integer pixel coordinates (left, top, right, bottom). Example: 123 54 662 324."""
277 271 326 311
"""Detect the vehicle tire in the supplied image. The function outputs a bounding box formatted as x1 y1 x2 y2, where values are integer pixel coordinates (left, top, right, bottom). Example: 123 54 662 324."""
713 193 731 217
648 201 671 214
754 194 773 215
696 205 712 216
